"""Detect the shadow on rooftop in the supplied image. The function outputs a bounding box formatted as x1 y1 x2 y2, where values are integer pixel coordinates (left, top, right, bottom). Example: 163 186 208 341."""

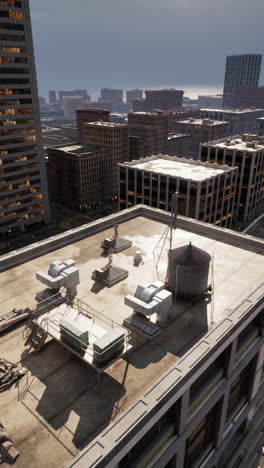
100 249 109 258
90 280 105 294
20 340 125 451
127 294 210 369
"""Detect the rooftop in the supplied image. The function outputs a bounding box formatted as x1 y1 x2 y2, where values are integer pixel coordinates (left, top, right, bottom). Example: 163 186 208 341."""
145 88 184 93
128 111 165 116
176 118 228 126
84 122 127 128
62 96 84 100
201 108 264 114
198 95 222 99
203 134 264 152
123 155 231 181
168 133 190 140
47 143 110 155
76 109 109 113
0 207 264 467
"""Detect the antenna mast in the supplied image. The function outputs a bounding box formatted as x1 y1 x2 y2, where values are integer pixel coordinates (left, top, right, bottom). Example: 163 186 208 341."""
169 192 178 252
153 192 179 281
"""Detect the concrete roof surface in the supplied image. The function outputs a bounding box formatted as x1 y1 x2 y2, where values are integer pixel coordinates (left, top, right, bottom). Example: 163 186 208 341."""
201 108 264 114
176 118 227 126
131 157 227 181
0 215 264 467
207 138 264 152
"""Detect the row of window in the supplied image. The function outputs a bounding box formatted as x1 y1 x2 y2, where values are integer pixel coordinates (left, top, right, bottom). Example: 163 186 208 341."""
0 33 25 42
0 21 24 31
0 0 22 6
118 311 263 468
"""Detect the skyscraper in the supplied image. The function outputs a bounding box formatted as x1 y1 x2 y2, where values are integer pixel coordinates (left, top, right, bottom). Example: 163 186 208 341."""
223 54 262 108
58 89 90 103
0 0 50 239
49 90 56 104
126 89 143 105
99 88 123 104
62 95 84 122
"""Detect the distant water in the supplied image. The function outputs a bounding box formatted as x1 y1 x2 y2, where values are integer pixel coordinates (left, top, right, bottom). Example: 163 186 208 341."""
87 85 223 101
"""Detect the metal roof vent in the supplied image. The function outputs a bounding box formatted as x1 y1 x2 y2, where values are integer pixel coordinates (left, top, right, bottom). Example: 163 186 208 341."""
246 142 256 148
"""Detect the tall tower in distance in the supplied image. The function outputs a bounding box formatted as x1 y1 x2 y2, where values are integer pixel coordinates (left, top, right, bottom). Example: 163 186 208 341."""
49 90 56 104
223 54 262 108
0 0 50 239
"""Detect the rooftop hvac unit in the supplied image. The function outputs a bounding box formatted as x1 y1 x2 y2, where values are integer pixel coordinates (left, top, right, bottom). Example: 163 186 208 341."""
246 142 256 148
60 317 89 354
93 328 125 366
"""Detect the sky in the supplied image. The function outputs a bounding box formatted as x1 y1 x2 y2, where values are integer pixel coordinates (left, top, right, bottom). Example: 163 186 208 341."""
30 0 264 99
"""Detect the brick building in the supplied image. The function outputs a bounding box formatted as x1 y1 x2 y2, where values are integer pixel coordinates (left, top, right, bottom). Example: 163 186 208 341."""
233 87 264 109
167 134 191 157
174 118 228 158
76 109 110 142
48 143 112 209
166 108 200 133
200 134 264 226
128 111 169 160
83 122 128 198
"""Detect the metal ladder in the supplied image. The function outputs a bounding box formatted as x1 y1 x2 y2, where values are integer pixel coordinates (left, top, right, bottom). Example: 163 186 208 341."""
24 322 47 353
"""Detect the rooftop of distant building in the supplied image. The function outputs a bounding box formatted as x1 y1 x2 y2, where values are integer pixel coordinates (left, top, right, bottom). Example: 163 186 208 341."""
145 88 184 93
122 155 233 181
201 108 264 114
84 121 127 127
168 133 190 140
128 111 165 116
76 109 110 113
176 118 228 126
0 206 263 468
202 134 264 152
47 142 110 155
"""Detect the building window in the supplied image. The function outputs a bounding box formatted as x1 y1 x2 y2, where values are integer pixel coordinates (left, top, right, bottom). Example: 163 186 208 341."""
184 401 220 468
189 350 228 416
236 313 262 362
217 420 248 468
119 401 180 468
226 360 253 425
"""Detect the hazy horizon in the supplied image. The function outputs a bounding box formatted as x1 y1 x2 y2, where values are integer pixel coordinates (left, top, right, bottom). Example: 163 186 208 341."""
30 0 264 99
